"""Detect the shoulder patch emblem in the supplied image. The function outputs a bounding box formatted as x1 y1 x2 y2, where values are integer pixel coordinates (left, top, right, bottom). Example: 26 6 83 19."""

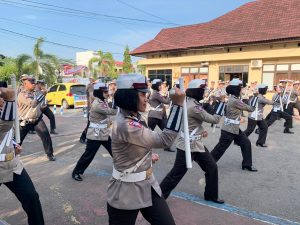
194 105 204 112
100 103 108 108
129 121 142 128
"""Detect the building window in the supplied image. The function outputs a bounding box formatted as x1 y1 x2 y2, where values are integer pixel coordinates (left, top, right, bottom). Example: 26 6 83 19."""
276 64 289 71
263 63 300 85
219 65 249 85
148 69 172 86
262 73 274 90
180 66 209 88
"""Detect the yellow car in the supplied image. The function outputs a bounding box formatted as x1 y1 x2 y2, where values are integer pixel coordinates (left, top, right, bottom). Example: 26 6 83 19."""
46 83 86 109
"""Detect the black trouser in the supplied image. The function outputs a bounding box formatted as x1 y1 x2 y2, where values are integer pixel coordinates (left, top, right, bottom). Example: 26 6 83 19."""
41 106 56 130
160 148 219 200
19 118 54 157
148 117 166 131
266 110 292 128
73 138 112 175
244 118 268 145
107 188 176 225
211 129 252 167
1 169 44 225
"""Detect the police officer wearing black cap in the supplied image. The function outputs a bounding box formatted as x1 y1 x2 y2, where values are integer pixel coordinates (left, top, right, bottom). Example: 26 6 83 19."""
36 80 58 134
17 75 56 161
211 78 258 172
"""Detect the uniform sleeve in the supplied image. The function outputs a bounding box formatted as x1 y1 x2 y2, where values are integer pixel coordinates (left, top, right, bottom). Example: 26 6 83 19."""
234 99 255 112
293 90 300 96
0 119 13 133
192 106 221 124
18 92 41 108
260 97 274 105
120 122 177 150
154 93 171 104
93 102 117 115
119 105 182 150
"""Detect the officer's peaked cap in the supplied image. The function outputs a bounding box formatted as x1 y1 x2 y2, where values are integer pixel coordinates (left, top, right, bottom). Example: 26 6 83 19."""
116 74 148 93
229 78 243 86
152 79 162 85
187 79 206 89
293 80 300 85
94 82 108 90
257 83 268 89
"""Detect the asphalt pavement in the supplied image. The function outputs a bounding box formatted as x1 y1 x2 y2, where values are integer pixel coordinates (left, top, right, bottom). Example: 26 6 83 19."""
1 107 300 225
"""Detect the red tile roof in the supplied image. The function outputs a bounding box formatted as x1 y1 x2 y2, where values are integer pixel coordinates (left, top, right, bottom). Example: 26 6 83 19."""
131 0 300 56
115 61 123 66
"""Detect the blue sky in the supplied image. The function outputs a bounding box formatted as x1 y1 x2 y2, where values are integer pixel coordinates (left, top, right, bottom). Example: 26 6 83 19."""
0 0 252 62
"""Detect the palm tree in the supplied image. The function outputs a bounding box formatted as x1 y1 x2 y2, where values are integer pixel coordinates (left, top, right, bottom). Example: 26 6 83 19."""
88 50 115 79
15 37 60 82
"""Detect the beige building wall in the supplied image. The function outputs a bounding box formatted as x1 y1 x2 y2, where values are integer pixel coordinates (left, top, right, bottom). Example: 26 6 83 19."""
137 42 300 84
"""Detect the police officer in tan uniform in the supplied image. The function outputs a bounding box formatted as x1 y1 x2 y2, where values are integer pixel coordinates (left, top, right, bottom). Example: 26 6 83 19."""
107 74 185 225
72 82 117 181
18 75 56 161
79 78 95 144
148 79 171 130
211 78 258 172
160 79 224 204
0 83 44 225
36 80 58 134
264 84 293 134
244 84 276 147
148 79 173 152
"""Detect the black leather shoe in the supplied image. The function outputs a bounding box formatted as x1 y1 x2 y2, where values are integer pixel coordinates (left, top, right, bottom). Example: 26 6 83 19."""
72 173 83 181
204 197 225 204
255 129 260 134
242 166 258 172
256 143 267 147
164 148 175 152
50 129 58 134
47 155 56 161
284 129 294 134
79 138 87 144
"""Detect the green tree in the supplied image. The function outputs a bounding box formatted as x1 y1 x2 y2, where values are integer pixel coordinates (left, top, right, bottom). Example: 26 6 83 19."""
137 64 146 75
88 50 116 79
0 57 18 82
15 37 60 83
122 45 133 73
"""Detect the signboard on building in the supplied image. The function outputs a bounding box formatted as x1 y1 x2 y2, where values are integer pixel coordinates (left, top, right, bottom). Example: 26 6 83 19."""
62 77 89 85
74 95 87 108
